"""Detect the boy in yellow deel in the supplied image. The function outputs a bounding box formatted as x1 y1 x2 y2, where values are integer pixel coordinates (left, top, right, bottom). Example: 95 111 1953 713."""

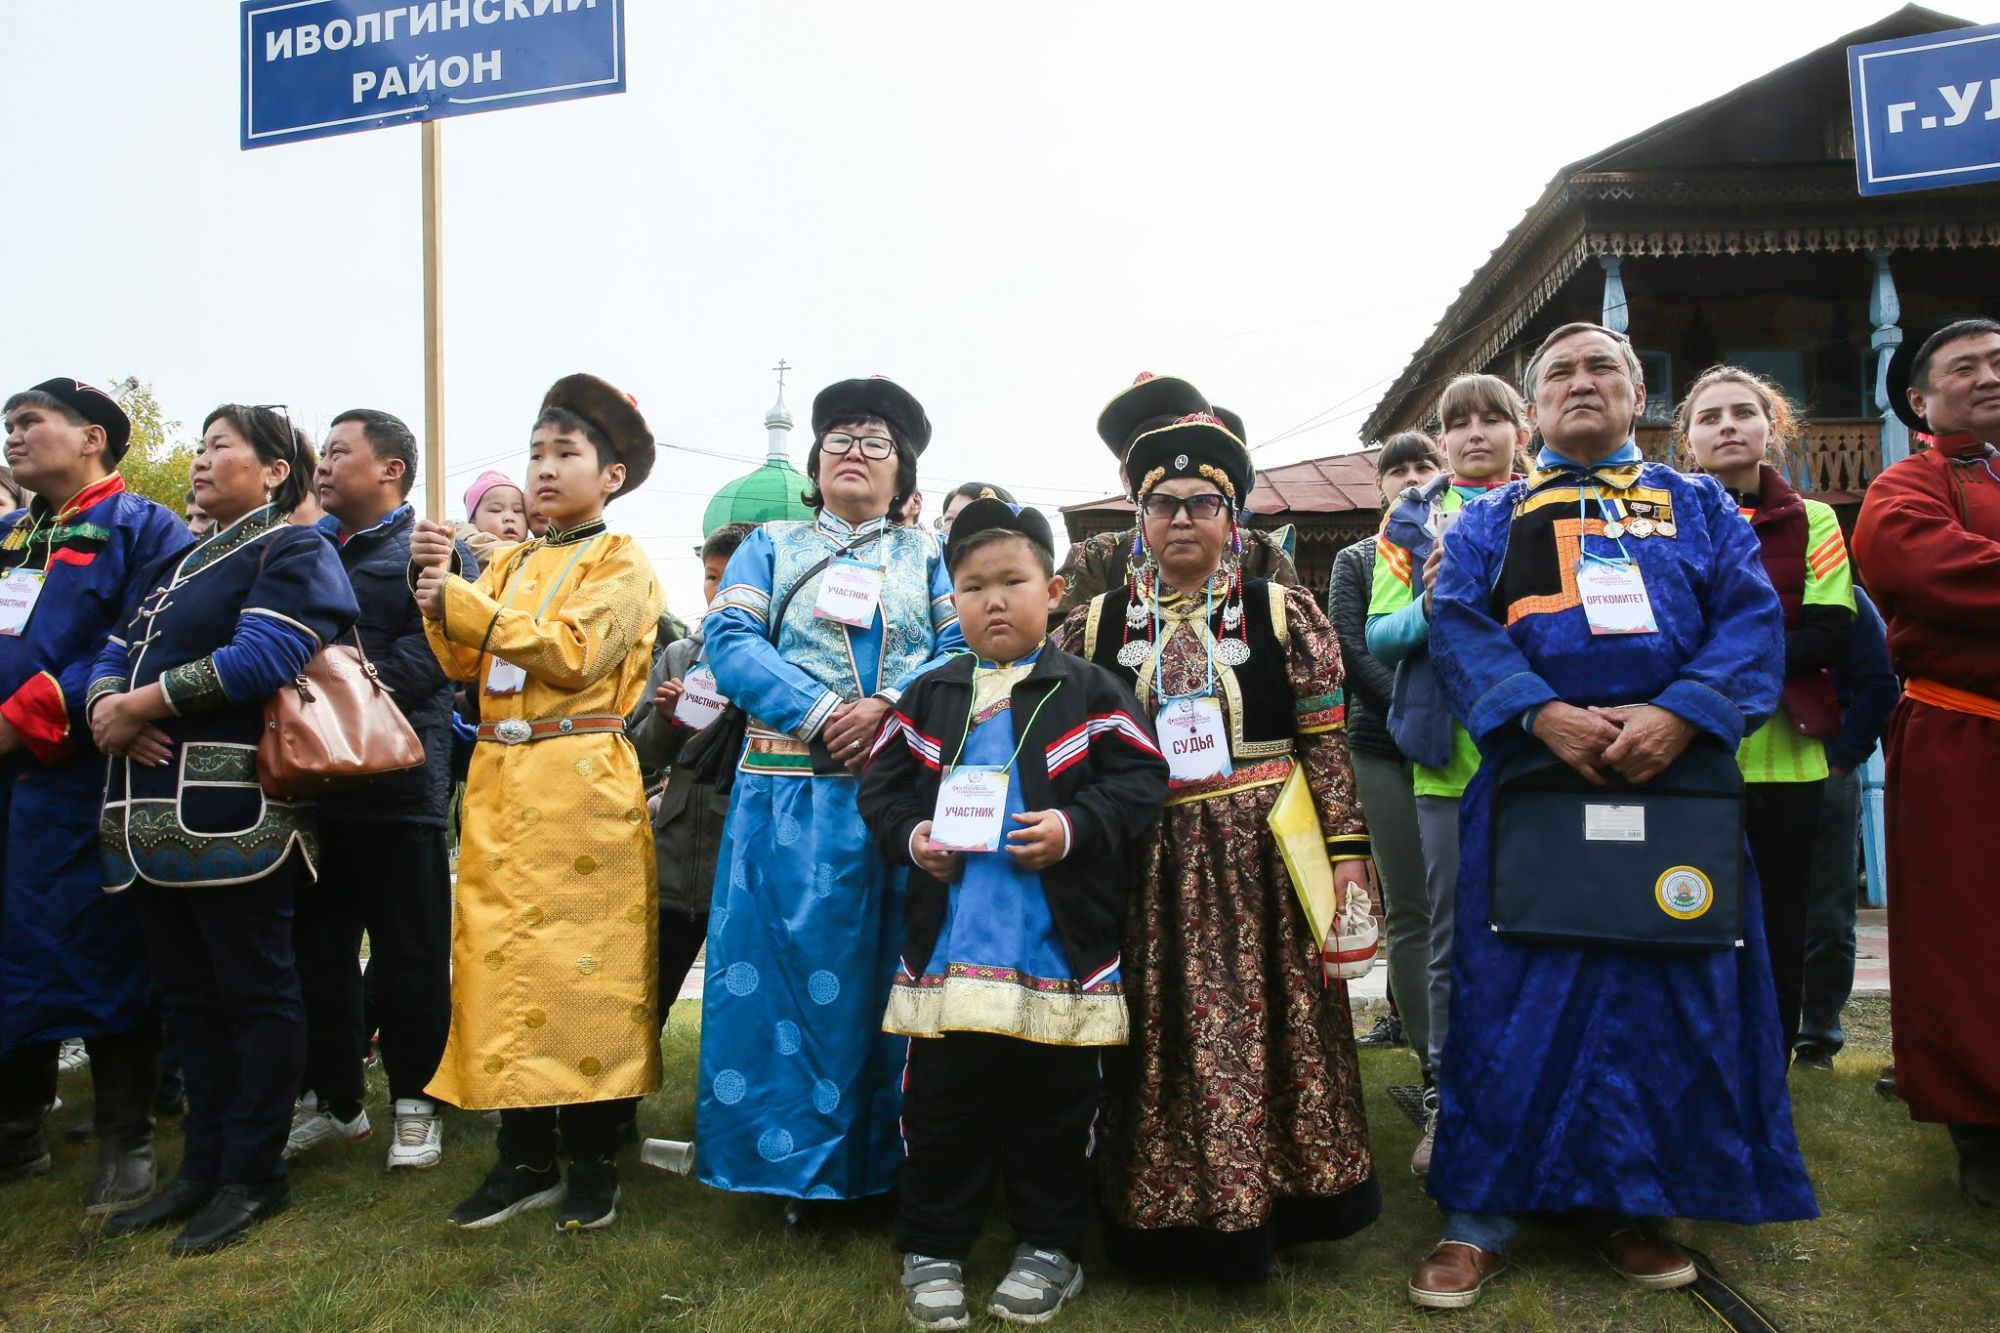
410 374 663 1232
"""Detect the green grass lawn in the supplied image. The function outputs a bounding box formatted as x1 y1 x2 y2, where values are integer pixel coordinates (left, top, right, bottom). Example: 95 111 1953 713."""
2 997 1993 1331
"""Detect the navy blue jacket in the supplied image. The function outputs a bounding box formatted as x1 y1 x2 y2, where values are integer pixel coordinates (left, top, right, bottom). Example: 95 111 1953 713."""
316 506 475 827
91 507 357 889
1826 586 1898 775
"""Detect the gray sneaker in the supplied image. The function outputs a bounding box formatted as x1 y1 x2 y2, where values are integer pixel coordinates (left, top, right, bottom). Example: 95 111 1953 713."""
900 1254 969 1330
988 1245 1082 1325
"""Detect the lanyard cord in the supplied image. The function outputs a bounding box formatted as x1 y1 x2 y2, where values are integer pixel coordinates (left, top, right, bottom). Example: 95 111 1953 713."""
947 675 1062 774
1577 483 1637 565
1146 571 1219 701
12 489 91 573
498 535 595 620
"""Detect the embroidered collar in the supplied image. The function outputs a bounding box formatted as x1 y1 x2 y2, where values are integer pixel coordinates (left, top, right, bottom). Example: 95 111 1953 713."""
3 473 125 555
1153 575 1227 621
543 516 607 547
816 510 888 542
177 503 284 579
1928 431 1990 458
28 472 126 523
1537 440 1642 470
1527 440 1645 491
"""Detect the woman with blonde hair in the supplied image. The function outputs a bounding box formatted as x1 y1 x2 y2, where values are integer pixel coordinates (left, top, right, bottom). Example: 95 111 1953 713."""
1676 365 1854 1054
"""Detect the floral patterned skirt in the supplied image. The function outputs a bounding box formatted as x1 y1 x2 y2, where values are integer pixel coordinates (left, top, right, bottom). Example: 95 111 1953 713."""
1097 767 1377 1259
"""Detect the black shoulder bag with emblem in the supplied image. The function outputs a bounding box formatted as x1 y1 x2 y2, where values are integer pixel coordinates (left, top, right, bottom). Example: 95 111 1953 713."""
1488 737 1744 951
681 532 877 796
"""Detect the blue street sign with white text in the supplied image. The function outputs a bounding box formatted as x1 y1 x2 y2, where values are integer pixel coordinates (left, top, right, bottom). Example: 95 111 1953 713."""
241 0 624 150
1848 21 2000 195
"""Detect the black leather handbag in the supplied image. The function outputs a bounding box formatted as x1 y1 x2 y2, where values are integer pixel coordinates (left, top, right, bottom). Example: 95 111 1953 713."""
1488 738 1744 951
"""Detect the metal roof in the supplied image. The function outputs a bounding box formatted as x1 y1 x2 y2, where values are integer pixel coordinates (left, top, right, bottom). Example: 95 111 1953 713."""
1061 447 1384 518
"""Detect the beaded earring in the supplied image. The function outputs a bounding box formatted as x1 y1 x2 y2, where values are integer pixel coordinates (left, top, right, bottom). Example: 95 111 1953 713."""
1117 525 1156 669
1212 514 1252 665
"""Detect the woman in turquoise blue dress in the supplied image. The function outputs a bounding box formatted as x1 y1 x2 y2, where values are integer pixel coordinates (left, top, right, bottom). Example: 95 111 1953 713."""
697 378 964 1211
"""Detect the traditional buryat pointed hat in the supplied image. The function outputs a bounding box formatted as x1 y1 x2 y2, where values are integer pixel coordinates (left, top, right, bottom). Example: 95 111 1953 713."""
541 373 655 497
944 492 1055 571
1095 372 1210 457
1211 405 1247 444
811 376 932 454
1124 412 1255 504
23 377 132 462
1885 315 1990 435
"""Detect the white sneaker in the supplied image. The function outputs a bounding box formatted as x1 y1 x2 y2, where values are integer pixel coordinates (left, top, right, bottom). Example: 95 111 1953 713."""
387 1099 444 1170
285 1102 372 1159
57 1039 90 1077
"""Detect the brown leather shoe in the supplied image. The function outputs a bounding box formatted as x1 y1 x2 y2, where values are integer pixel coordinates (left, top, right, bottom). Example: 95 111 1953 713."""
1408 1241 1508 1309
1599 1228 1697 1289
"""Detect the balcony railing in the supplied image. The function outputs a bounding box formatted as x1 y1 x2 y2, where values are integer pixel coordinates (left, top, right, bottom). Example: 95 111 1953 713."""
1636 418 1884 496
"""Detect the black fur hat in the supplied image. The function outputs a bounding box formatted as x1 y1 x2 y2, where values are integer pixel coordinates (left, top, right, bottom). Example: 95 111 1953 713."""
541 373 655 497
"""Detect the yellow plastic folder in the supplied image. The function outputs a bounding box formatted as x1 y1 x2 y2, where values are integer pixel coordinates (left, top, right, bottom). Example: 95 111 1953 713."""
1267 764 1337 951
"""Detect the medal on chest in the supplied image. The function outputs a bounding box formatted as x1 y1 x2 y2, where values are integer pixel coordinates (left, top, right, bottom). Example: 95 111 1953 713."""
1574 485 1659 636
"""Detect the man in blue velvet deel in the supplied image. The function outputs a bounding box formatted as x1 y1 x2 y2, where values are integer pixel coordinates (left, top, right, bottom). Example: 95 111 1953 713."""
0 379 191 1214
1407 324 1816 1311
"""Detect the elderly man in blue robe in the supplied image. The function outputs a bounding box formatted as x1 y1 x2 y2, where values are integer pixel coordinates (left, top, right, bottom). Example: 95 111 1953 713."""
1406 324 1816 1310
0 380 190 1214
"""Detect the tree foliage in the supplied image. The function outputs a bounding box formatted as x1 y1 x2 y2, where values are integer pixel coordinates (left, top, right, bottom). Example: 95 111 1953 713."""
110 377 195 512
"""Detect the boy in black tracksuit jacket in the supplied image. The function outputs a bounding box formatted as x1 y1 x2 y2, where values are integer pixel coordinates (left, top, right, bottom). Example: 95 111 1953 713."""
858 497 1168 1328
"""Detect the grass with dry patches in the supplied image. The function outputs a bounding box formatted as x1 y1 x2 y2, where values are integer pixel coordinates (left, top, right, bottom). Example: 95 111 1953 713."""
1 998 1993 1331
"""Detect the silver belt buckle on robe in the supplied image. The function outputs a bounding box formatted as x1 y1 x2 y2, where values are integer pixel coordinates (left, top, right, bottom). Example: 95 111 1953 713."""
494 718 533 745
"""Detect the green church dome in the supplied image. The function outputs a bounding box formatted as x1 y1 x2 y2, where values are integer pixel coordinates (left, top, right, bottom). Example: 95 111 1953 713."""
702 362 814 536
702 456 813 533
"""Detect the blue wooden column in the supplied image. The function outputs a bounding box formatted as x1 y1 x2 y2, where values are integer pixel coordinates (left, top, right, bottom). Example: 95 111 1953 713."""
1600 256 1629 334
1861 248 1901 906
1870 248 1910 466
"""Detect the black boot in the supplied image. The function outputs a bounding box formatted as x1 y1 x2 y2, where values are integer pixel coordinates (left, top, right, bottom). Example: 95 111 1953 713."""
0 1042 57 1185
557 1157 620 1231
84 1027 162 1216
1951 1125 2000 1208
169 1179 292 1256
104 1177 216 1238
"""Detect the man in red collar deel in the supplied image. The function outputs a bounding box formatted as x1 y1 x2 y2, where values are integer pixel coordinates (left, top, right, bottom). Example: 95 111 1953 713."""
1852 316 2000 1208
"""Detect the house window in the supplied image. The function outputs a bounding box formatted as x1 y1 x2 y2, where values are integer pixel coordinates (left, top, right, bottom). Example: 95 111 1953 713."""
1723 348 1808 407
1637 350 1673 423
1859 348 1884 418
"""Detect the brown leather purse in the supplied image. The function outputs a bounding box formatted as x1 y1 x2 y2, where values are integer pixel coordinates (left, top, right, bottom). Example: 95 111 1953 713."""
258 632 425 798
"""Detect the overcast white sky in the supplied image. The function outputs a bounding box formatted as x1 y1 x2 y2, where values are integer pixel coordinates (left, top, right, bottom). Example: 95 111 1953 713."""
5 0 1992 612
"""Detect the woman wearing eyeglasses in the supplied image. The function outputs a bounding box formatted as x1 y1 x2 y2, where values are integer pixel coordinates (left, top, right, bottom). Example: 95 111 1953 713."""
696 377 966 1221
87 404 356 1255
1061 412 1379 1284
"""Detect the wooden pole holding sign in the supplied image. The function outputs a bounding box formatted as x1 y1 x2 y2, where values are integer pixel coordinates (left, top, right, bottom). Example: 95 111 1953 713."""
241 0 627 526
421 119 446 522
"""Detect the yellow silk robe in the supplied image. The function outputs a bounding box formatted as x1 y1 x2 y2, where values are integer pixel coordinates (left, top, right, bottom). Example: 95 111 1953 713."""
423 530 664 1110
